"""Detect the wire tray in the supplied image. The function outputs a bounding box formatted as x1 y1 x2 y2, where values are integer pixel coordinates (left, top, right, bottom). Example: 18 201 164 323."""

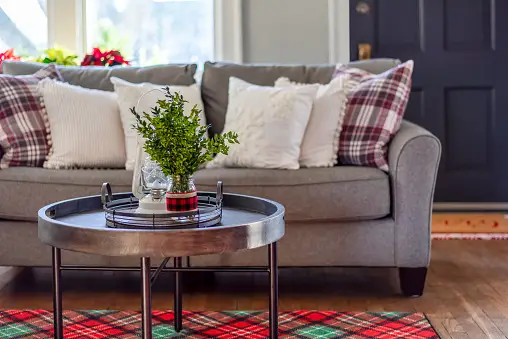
101 181 223 230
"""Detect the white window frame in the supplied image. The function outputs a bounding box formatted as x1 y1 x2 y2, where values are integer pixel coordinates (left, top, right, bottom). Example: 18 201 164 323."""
327 0 350 64
214 0 242 63
47 0 242 63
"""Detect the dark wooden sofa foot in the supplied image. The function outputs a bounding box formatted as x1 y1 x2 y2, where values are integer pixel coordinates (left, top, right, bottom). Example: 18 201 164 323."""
399 267 427 297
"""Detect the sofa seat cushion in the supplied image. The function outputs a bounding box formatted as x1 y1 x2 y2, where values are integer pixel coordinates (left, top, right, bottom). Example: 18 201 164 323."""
0 166 390 223
195 167 390 222
0 167 133 221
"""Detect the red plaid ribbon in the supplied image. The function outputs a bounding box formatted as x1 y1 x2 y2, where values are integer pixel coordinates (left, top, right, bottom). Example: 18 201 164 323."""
166 191 198 212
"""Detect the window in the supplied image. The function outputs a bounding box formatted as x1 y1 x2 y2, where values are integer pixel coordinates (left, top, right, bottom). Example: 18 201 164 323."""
86 0 215 65
0 0 47 56
0 0 241 64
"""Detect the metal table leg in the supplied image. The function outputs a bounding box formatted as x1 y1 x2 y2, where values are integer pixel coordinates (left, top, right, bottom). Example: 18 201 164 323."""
174 257 183 332
141 257 152 339
52 247 63 339
269 242 279 339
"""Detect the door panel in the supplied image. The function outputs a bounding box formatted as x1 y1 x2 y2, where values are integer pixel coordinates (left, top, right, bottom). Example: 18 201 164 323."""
376 0 423 53
350 0 508 202
443 0 493 52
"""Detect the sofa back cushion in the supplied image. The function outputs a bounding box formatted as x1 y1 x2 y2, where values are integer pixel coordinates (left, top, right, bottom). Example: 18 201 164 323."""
201 58 400 135
1 61 197 91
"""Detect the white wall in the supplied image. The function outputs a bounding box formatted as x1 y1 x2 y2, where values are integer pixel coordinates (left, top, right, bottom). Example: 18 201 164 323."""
241 0 350 64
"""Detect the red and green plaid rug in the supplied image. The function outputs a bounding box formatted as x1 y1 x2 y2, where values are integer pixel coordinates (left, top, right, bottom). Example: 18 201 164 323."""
0 310 439 338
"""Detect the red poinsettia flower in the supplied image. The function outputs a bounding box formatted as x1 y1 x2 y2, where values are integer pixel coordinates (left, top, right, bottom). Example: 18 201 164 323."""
0 48 22 72
92 47 103 60
80 54 93 66
81 47 129 67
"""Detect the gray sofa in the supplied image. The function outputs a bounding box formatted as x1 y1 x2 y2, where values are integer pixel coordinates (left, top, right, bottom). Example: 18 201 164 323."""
0 59 441 297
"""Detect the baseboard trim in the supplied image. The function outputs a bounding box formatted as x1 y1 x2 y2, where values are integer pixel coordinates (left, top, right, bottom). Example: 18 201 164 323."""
433 203 508 212
432 233 508 240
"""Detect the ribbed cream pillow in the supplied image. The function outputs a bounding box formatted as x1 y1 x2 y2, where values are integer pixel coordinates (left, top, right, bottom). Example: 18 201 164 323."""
110 77 206 170
38 78 126 169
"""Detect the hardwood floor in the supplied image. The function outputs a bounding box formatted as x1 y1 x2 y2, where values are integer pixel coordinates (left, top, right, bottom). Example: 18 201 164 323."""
1 240 507 338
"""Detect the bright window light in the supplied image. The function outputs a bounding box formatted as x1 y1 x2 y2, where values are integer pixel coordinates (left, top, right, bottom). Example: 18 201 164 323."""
0 0 47 55
86 0 214 65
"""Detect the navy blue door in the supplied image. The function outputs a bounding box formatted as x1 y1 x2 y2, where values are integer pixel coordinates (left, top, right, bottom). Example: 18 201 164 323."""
350 0 508 203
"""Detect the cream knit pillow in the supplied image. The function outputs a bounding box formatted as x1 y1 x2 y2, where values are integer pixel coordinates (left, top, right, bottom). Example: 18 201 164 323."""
207 77 318 170
38 78 126 169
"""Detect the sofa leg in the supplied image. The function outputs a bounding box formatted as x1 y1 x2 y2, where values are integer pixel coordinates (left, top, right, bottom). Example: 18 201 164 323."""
398 267 427 297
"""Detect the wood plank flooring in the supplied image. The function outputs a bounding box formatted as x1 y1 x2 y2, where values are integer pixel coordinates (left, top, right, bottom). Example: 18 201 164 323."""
1 240 507 338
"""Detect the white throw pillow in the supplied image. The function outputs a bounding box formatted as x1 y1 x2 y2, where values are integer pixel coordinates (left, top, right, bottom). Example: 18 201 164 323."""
207 77 319 170
275 75 352 167
110 77 206 170
38 78 126 169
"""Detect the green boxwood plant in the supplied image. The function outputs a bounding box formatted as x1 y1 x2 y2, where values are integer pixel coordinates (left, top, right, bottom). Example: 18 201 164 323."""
131 88 238 192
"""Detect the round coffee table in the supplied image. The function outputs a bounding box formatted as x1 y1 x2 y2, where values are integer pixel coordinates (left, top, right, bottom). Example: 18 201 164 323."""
38 192 285 339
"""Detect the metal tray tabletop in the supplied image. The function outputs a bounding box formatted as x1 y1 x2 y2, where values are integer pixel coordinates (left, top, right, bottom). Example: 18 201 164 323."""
38 192 285 258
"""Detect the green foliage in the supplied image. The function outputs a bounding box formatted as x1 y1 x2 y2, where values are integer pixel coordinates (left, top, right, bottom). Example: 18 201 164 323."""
31 48 79 66
131 88 239 178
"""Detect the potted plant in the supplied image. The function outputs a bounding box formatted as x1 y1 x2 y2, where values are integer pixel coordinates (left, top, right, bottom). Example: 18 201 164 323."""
131 88 238 212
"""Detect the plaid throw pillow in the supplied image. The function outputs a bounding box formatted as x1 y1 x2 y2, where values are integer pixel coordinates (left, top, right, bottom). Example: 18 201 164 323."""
335 60 414 171
0 64 63 168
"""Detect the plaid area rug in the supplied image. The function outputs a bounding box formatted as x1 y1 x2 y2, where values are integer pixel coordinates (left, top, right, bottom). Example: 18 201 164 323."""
0 310 440 338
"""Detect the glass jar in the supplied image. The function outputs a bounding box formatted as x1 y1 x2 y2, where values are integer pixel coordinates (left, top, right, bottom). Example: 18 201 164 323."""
166 175 198 212
139 156 169 192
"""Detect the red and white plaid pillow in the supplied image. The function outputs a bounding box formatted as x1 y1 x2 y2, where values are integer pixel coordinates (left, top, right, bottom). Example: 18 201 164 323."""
0 64 63 169
335 61 414 171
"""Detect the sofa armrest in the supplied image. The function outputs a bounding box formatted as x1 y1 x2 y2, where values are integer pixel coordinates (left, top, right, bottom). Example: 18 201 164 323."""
388 120 441 267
